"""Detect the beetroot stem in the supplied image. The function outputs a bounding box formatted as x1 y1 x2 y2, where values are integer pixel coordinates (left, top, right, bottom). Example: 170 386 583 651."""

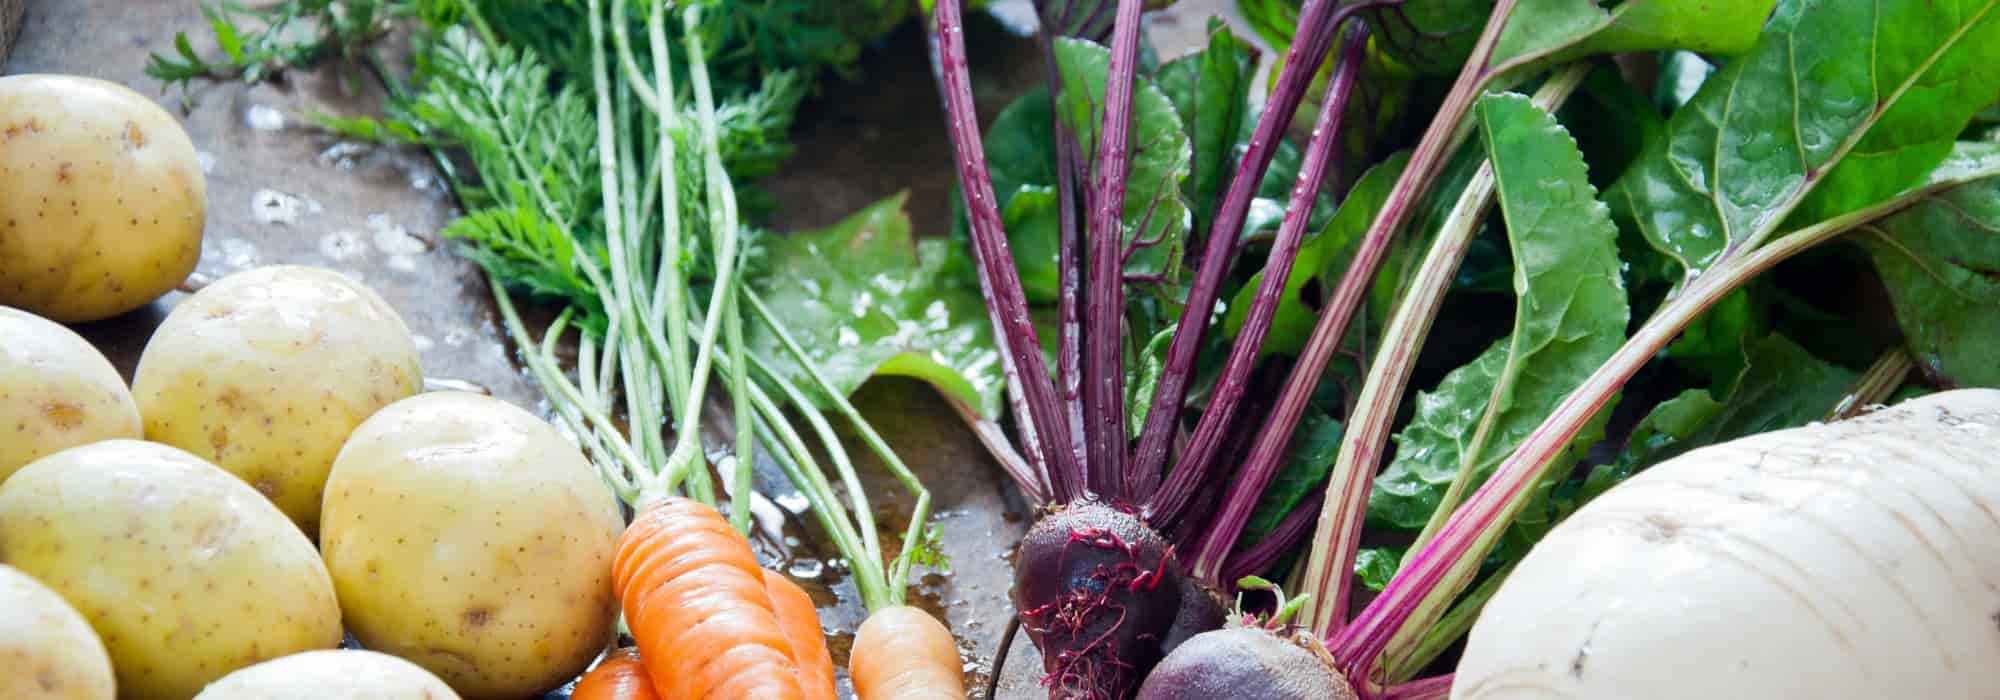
1327 181 1962 675
931 0 1081 499
1042 32 1090 477
1380 675 1453 700
1220 488 1325 585
1186 22 1372 581
1296 62 1590 639
1082 0 1146 500
1134 0 1391 512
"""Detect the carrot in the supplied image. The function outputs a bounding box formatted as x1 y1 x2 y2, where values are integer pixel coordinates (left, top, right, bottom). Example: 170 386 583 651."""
614 497 819 700
763 569 838 700
571 647 660 700
850 606 968 700
571 574 833 700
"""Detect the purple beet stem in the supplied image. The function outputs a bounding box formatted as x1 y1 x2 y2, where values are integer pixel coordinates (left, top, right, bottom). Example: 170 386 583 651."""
1043 31 1089 481
1135 0 1387 517
1185 22 1371 580
1220 488 1325 585
932 0 1081 500
1382 675 1454 700
1083 0 1145 500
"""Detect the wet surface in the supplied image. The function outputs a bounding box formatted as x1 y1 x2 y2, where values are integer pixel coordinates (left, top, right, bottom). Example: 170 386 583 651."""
2 1 1270 696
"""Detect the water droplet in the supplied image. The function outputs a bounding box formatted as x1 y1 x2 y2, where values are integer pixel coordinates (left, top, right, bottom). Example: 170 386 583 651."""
775 492 810 513
245 104 286 131
195 151 218 175
788 558 825 579
318 230 367 261
318 141 370 170
250 189 311 226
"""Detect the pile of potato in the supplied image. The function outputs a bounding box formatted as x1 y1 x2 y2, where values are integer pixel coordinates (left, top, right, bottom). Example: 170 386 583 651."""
0 75 624 700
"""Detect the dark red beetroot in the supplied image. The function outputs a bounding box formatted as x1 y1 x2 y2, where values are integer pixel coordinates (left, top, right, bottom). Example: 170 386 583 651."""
1014 500 1187 698
1135 625 1356 700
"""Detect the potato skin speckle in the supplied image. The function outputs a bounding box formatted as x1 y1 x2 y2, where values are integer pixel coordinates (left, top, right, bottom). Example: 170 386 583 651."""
0 306 142 482
0 440 341 700
0 74 205 322
320 392 622 700
0 564 115 700
132 265 422 538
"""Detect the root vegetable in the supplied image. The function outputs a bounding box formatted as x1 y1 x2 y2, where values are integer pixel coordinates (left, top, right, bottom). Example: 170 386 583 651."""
850 606 967 700
0 74 204 322
0 439 341 700
1137 626 1354 700
1453 388 2000 699
0 563 114 700
1012 500 1188 696
132 264 422 536
0 305 140 482
193 649 460 700
611 497 834 700
319 391 622 700
570 648 657 700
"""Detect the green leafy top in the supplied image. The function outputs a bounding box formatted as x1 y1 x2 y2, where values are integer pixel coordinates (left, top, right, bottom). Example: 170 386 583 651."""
1610 0 2000 279
748 193 1008 418
1369 92 1628 531
1857 164 2000 387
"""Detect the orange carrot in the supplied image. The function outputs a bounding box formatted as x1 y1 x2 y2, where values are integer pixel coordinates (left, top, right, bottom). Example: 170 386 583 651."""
763 569 837 700
612 497 832 700
850 606 967 700
571 647 659 700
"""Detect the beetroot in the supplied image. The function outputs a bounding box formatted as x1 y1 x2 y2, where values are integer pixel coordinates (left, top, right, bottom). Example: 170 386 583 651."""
1014 501 1186 698
1135 626 1355 700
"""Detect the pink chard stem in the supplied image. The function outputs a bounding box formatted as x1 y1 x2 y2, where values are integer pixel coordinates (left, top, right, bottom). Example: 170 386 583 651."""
1136 0 1387 517
1082 0 1146 501
1187 21 1372 581
1329 194 1913 672
931 0 1081 500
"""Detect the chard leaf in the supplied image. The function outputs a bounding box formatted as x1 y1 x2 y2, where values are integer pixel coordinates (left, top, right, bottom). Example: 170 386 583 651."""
1856 168 2000 387
998 185 1064 303
1490 0 1776 75
1223 152 1411 355
1366 0 1773 77
1610 0 2000 280
1126 329 1175 439
1156 19 1254 235
1052 37 1194 284
1573 388 1723 506
1243 412 1344 539
747 193 1006 417
1354 546 1405 592
1367 93 1628 530
1591 335 1857 492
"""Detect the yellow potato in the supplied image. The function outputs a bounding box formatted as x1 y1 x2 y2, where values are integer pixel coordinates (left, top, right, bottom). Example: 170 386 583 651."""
194 649 460 700
0 564 115 700
132 265 422 537
0 305 141 482
0 440 342 700
0 74 204 322
321 392 622 700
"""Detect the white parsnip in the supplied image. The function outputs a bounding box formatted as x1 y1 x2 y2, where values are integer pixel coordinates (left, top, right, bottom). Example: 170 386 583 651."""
1454 388 2000 700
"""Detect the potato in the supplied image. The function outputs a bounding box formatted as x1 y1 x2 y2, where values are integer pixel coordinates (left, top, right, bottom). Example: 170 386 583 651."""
194 649 460 700
321 391 622 700
0 305 141 482
0 440 342 700
0 564 115 700
132 265 422 537
0 74 204 322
